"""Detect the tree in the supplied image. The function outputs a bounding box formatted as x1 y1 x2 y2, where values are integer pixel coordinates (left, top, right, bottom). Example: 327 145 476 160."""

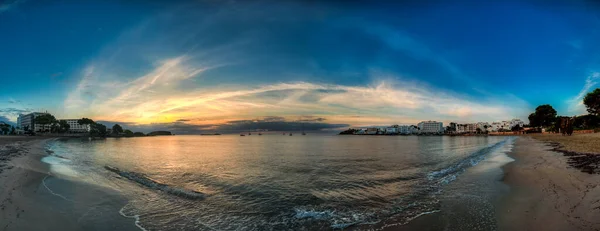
35 114 57 133
90 123 107 137
77 118 95 125
573 114 600 129
0 123 10 135
528 104 557 128
123 129 134 137
112 124 124 135
10 126 15 135
512 124 523 131
59 120 70 133
50 123 60 133
584 88 600 115
133 132 145 137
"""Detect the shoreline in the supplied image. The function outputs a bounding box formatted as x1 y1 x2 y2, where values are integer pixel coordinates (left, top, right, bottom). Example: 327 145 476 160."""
0 136 139 231
377 135 600 230
497 136 600 230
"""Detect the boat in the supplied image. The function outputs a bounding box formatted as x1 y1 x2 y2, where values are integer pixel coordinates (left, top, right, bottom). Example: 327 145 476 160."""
301 123 306 135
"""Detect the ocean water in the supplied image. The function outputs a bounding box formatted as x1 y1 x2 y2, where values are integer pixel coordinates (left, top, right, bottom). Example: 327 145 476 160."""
42 134 515 230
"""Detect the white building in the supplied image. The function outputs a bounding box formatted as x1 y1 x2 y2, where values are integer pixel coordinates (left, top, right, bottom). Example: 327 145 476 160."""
385 127 398 134
17 112 50 132
61 119 90 133
365 128 378 135
418 121 444 134
398 125 412 134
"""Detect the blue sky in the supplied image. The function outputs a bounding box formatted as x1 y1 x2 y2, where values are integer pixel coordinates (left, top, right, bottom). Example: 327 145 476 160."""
1 0 600 132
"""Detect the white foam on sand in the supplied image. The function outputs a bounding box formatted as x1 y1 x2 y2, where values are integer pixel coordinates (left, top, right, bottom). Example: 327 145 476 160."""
41 156 79 178
119 203 148 231
42 175 75 202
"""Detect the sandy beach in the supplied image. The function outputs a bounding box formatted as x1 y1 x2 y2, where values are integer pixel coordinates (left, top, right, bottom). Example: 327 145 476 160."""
0 136 138 231
498 136 600 230
2 135 600 230
381 135 600 231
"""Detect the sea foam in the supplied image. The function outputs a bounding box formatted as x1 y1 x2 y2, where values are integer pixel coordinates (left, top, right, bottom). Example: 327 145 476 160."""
105 166 206 200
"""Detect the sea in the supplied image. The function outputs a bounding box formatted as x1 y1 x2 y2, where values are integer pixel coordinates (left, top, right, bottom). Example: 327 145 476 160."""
40 134 516 230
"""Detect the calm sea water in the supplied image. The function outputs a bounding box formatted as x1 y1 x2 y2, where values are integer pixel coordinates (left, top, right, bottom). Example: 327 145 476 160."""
42 134 514 230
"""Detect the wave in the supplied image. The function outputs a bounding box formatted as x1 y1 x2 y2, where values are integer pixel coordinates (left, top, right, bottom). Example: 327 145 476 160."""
119 203 148 231
427 138 512 185
292 138 514 230
104 166 206 200
293 207 377 229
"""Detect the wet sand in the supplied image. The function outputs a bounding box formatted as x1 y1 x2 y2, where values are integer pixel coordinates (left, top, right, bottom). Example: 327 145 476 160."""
0 136 138 231
498 136 600 230
382 136 600 231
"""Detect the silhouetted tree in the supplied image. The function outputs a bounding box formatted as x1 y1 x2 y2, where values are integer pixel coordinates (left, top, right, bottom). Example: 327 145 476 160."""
528 104 557 128
35 114 57 133
584 88 600 115
511 124 523 131
90 123 107 137
112 124 124 135
77 118 95 126
58 120 70 133
123 129 134 137
0 123 10 135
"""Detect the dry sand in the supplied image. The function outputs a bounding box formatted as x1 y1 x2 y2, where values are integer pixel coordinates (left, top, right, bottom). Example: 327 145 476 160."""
531 132 600 154
498 136 600 230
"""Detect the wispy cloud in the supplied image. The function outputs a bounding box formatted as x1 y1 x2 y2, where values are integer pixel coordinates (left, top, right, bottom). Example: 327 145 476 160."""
0 107 33 122
65 55 530 128
568 72 600 114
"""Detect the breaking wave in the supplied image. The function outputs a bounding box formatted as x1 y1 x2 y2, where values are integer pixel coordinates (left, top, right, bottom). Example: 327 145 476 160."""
105 166 206 200
292 138 514 229
427 138 512 185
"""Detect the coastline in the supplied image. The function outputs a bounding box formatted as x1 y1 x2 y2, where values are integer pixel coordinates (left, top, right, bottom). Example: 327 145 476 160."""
378 135 600 231
497 136 600 230
0 136 139 231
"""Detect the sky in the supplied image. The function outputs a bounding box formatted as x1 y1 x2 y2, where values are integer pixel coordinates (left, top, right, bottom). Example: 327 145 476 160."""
1 0 600 133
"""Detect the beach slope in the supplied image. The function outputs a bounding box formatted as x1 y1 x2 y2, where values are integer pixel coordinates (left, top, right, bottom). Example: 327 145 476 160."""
499 136 600 230
0 137 138 231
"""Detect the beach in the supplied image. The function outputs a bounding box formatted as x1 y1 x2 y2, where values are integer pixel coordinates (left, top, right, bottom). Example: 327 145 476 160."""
384 135 600 231
498 136 600 230
0 136 138 231
1 135 600 230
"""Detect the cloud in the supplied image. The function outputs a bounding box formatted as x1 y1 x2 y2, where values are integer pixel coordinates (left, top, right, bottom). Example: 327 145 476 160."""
296 116 327 122
0 0 25 13
568 72 600 114
62 4 532 128
97 118 347 134
65 55 530 128
364 24 473 85
0 107 33 122
0 116 16 126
